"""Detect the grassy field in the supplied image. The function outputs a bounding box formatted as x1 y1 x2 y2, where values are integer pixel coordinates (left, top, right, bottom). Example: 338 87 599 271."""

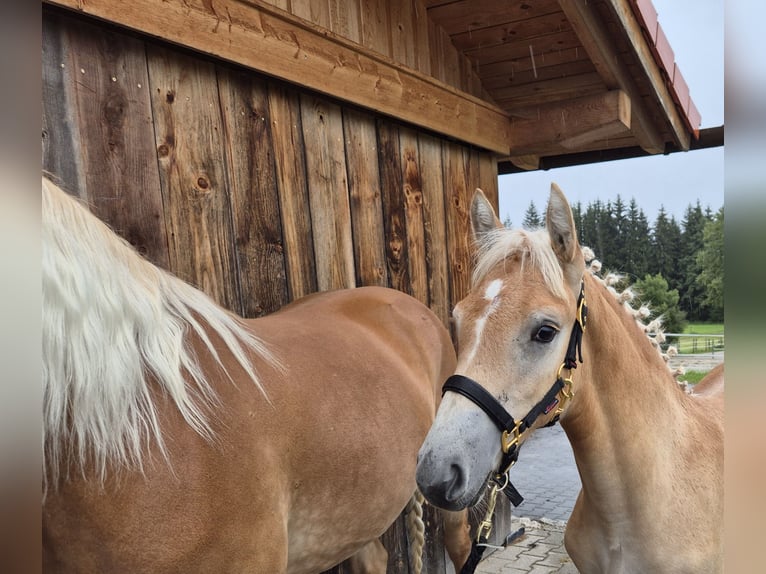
684 323 724 335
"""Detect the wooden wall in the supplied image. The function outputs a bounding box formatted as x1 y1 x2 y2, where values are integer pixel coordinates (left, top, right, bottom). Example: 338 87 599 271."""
266 0 489 101
42 7 501 573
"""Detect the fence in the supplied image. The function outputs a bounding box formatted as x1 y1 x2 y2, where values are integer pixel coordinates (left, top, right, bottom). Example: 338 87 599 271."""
662 334 725 355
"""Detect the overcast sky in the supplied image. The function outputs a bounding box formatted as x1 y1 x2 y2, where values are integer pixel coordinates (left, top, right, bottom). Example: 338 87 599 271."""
497 0 724 225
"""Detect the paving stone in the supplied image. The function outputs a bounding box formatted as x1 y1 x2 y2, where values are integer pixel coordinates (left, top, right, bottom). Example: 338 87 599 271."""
507 553 542 570
537 550 572 568
522 542 558 558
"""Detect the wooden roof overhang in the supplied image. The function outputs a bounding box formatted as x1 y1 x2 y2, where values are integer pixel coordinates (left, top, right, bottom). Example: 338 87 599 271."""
45 0 709 170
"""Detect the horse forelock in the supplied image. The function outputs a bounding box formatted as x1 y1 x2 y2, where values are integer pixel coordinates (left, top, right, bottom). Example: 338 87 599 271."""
42 177 277 490
472 227 569 301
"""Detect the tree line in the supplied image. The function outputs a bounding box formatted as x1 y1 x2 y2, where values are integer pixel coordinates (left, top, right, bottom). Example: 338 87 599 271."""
506 196 724 331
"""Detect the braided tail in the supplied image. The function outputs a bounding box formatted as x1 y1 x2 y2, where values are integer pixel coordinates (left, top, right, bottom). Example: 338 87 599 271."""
405 490 426 574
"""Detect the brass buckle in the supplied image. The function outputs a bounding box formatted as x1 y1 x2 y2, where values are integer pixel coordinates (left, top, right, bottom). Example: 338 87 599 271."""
501 422 522 454
577 295 588 331
555 363 575 415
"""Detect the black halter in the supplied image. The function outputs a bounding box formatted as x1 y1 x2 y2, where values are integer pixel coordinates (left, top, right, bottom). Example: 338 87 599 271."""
442 280 588 496
445 281 587 574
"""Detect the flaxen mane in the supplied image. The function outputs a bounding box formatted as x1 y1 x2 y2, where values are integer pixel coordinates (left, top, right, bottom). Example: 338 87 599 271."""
42 177 278 489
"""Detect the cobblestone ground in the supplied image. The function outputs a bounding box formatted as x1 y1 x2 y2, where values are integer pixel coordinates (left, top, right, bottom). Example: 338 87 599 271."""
476 518 578 574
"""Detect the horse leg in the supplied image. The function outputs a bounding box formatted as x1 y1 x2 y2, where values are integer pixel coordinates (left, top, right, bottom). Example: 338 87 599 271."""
442 508 471 572
346 539 388 574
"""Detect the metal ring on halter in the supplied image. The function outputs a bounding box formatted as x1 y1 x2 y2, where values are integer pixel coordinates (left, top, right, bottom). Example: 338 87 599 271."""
494 472 510 492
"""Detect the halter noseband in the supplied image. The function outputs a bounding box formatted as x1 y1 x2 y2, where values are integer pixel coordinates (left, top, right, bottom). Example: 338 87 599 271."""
442 280 588 494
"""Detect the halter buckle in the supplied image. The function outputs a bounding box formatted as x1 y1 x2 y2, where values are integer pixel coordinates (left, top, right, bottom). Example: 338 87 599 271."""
576 283 588 331
501 422 522 454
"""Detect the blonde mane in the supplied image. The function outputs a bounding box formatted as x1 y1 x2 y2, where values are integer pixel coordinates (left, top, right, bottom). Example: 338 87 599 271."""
42 177 277 488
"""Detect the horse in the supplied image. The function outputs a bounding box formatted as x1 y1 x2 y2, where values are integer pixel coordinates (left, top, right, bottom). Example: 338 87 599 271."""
42 176 472 573
416 185 724 573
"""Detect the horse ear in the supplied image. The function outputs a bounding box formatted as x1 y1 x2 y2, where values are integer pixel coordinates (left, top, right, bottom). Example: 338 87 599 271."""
545 183 580 264
470 188 503 245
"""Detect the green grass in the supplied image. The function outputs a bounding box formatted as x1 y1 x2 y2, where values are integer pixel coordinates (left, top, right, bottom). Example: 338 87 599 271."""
677 370 709 385
684 323 724 335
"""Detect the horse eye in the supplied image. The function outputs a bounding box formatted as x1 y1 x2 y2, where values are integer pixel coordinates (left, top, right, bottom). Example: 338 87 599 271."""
533 325 558 343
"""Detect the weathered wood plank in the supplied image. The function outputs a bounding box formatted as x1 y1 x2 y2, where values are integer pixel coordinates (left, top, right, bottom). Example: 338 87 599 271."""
290 0 330 30
53 15 170 268
328 0 361 44
147 45 241 311
381 514 409 574
377 120 410 295
442 142 472 315
300 94 356 291
42 12 85 199
389 0 416 69
422 504 447 574
267 81 318 300
218 67 289 317
411 0 431 77
478 147 499 210
344 108 388 287
45 0 511 154
427 0 561 35
417 133 450 327
360 0 391 56
400 127 429 306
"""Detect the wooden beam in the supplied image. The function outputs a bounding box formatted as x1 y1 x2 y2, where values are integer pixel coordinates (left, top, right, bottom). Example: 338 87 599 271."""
507 90 631 156
557 0 670 154
44 0 511 155
605 0 691 149
507 154 540 171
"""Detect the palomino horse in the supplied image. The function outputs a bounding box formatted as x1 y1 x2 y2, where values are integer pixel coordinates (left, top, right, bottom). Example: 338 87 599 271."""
42 176 471 573
417 185 724 573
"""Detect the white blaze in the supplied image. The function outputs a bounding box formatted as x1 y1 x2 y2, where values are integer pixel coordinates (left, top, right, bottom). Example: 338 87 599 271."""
462 279 503 365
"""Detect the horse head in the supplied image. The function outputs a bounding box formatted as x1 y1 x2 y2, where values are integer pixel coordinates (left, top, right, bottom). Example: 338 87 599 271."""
416 184 586 510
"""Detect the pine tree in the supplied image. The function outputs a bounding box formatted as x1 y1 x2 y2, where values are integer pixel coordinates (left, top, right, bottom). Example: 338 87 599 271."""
650 207 683 289
598 200 620 269
522 201 542 229
580 200 604 261
623 198 650 280
679 201 709 320
696 207 724 321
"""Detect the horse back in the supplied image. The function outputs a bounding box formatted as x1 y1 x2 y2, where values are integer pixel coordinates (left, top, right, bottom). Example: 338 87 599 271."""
692 362 724 398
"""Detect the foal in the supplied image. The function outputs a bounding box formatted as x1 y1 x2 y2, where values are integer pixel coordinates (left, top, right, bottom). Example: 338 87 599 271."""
417 185 723 573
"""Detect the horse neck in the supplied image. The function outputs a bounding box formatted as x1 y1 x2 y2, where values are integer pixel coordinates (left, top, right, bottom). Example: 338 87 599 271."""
560 273 691 505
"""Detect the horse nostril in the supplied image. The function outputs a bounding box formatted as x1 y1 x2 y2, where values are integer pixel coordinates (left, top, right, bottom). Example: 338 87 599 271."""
446 463 466 502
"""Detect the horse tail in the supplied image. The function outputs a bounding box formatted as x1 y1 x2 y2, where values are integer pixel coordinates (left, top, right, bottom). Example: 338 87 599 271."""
405 490 425 574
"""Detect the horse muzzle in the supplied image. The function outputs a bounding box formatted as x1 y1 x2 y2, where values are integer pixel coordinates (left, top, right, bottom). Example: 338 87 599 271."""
416 407 499 511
